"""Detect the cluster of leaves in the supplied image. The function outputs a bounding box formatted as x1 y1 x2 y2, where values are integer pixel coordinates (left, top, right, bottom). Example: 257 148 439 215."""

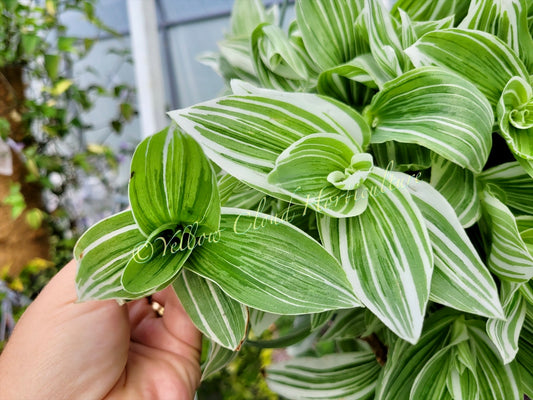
0 0 135 267
75 0 533 398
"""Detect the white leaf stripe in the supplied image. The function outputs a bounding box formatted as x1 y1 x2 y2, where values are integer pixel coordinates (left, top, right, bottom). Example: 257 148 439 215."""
487 282 527 364
481 190 533 282
318 168 433 343
366 67 493 173
430 156 480 228
185 208 361 315
200 341 238 381
74 210 146 301
174 269 247 350
266 352 380 400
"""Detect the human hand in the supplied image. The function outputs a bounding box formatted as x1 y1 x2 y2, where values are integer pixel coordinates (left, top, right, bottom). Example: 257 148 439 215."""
0 260 202 400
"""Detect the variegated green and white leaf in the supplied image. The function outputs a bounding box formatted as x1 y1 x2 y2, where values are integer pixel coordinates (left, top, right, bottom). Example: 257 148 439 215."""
431 155 480 228
129 123 220 237
405 28 529 106
295 0 364 70
364 66 493 173
459 0 533 70
409 345 455 400
310 310 335 331
480 189 533 282
229 0 277 37
375 309 458 400
218 174 266 210
218 38 260 84
168 87 371 200
516 305 533 397
466 321 521 400
267 133 371 218
75 210 145 301
201 340 238 381
521 281 533 305
174 269 248 351
266 351 381 400
392 0 470 22
364 0 406 79
496 77 533 170
479 161 533 215
318 168 433 343
185 208 361 315
487 281 527 364
402 176 503 319
371 142 431 172
248 308 281 336
251 23 312 91
320 308 367 341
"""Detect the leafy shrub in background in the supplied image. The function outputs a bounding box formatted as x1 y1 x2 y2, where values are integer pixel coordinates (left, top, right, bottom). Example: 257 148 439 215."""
75 0 533 398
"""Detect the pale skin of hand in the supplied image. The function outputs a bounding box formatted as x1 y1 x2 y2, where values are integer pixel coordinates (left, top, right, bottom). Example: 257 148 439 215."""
0 260 202 400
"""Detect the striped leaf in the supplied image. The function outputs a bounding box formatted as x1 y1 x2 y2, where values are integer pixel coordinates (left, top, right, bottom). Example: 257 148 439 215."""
201 340 238 381
218 174 266 210
375 309 458 400
516 306 533 397
229 0 276 37
168 87 371 199
479 161 533 215
251 23 311 91
248 308 280 336
320 308 367 341
430 155 480 228
486 282 527 364
267 133 372 218
364 0 406 79
466 321 521 400
364 66 493 173
318 168 433 343
129 123 220 237
74 210 146 301
185 208 361 315
497 77 533 171
480 189 533 282
310 310 335 331
317 54 386 105
371 142 431 172
295 0 364 70
402 176 503 319
459 0 533 70
405 28 529 106
218 38 260 84
516 215 533 257
521 281 533 305
392 0 470 21
409 345 455 400
266 351 381 400
173 269 248 351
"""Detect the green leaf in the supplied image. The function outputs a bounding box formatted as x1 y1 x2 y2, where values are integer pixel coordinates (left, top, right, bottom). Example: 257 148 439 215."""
201 340 238 381
129 123 220 237
459 0 533 71
364 66 493 173
168 84 371 200
44 54 60 80
174 269 248 351
375 309 458 400
185 208 361 315
516 306 533 397
295 0 364 69
403 176 503 319
266 351 381 400
217 37 259 83
405 28 529 106
466 321 521 399
229 0 275 37
320 308 367 341
121 224 193 294
318 168 433 343
248 308 281 336
497 77 533 168
267 133 372 218
392 0 470 21
409 345 455 400
364 0 406 79
218 174 266 209
251 23 312 91
74 210 146 301
430 155 480 228
480 189 533 282
371 142 431 172
479 161 533 215
310 310 335 331
486 282 527 364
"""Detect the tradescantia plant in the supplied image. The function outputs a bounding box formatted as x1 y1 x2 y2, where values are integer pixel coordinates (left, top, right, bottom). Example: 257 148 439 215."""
75 0 533 398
